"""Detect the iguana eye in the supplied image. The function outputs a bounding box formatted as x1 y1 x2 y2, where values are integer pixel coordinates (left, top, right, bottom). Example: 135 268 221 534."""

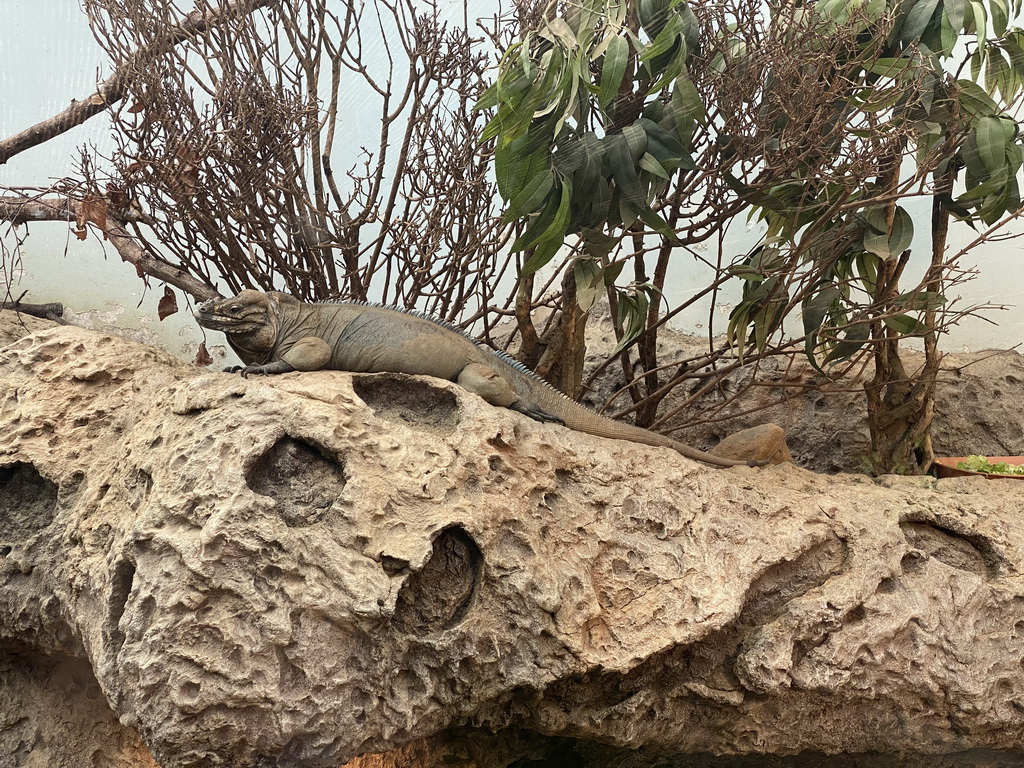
228 305 242 314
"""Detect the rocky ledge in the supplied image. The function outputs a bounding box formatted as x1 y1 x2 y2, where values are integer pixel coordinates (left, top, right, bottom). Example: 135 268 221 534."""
1 314 1023 767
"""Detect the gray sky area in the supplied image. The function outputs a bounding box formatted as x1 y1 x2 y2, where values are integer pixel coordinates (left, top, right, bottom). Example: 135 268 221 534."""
1 1 1022 358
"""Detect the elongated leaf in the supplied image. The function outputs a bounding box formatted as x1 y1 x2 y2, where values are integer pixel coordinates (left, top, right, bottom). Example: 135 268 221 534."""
611 287 651 356
991 0 1009 36
862 205 914 259
958 79 999 116
884 314 926 334
802 285 842 365
501 169 555 223
895 290 947 311
902 0 941 42
637 204 677 241
581 227 620 261
574 257 603 311
604 133 647 213
975 115 1014 173
802 285 842 337
821 321 870 365
598 35 629 108
520 182 574 274
638 0 673 38
985 47 1010 98
621 122 648 160
511 183 563 252
671 73 706 127
942 0 965 31
521 237 565 276
495 131 550 200
639 151 671 179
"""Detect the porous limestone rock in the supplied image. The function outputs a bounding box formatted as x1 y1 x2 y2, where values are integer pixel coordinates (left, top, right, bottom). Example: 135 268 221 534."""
1 315 1024 767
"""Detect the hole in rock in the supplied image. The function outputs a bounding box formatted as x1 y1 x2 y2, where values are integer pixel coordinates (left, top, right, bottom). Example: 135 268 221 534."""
352 373 460 435
392 526 481 635
107 558 136 652
737 534 848 628
0 463 58 543
900 521 997 579
247 436 345 527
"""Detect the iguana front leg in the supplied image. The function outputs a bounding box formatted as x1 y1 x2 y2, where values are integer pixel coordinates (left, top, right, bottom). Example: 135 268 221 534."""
228 336 332 378
227 360 296 378
457 363 564 424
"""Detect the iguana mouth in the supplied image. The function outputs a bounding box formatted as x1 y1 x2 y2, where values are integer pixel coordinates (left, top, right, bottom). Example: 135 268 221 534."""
193 310 248 331
194 299 265 332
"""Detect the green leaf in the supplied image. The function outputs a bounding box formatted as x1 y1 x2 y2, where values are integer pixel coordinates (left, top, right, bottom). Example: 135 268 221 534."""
581 227 620 261
638 0 674 38
902 0 942 43
985 48 1010 98
639 152 671 179
802 285 842 365
574 257 603 311
640 12 684 64
942 0 966 31
520 181 574 274
975 115 1015 173
521 236 565 276
671 73 706 129
495 131 550 201
474 82 501 112
895 290 947 310
500 168 555 223
611 287 651 356
637 204 677 241
604 133 647 213
638 117 698 171
621 123 648 160
883 314 926 334
958 79 999 117
802 285 842 337
598 35 629 108
862 206 914 259
511 181 563 252
991 0 1009 35
821 321 870 365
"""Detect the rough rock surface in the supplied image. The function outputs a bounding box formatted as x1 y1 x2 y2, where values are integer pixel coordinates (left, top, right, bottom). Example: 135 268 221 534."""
2 312 1024 767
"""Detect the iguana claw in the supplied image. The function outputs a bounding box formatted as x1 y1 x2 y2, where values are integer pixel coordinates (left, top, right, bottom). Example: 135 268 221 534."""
511 401 565 425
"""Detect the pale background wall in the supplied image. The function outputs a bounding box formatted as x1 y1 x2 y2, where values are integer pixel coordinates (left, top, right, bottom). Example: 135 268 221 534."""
2 1 1022 362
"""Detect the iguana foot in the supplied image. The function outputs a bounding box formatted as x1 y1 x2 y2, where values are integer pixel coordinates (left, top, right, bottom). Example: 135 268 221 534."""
223 361 295 378
510 401 565 425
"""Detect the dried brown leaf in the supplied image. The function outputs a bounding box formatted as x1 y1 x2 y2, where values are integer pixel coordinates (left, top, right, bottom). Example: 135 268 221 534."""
193 341 213 367
158 286 178 320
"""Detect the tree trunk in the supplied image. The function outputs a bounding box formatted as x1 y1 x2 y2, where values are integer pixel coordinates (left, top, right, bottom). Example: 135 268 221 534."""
865 164 952 474
536 269 588 398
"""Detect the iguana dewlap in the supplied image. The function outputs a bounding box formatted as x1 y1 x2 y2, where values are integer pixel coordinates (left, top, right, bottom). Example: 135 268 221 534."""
194 290 758 468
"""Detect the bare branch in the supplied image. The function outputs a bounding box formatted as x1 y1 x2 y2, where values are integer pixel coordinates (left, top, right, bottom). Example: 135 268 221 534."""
0 0 276 166
0 194 219 301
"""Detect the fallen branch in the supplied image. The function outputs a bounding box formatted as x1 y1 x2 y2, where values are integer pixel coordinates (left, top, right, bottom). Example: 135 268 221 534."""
0 292 65 322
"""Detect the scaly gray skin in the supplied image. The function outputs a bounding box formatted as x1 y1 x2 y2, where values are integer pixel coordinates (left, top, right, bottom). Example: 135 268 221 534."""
195 290 761 468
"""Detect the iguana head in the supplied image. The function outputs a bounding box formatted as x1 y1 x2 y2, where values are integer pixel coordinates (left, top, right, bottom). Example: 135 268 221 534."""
194 290 283 361
194 290 277 332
